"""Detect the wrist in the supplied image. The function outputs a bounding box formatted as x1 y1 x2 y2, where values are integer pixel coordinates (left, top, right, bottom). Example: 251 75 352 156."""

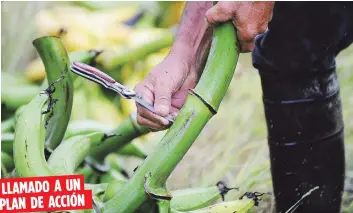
169 25 212 74
167 1 213 74
168 41 195 67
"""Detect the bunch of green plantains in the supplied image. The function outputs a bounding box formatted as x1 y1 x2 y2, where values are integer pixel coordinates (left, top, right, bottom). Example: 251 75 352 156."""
0 20 269 213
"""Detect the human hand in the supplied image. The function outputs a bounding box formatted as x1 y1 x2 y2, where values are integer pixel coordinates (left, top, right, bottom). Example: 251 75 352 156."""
134 55 198 131
205 1 274 52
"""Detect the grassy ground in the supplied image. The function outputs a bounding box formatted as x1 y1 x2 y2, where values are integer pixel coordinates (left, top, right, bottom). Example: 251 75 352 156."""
138 46 353 212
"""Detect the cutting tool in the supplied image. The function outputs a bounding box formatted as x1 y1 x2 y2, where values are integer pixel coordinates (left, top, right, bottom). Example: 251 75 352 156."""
70 62 174 124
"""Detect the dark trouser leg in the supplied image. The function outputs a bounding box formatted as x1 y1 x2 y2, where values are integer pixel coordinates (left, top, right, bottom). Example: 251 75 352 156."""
252 2 353 213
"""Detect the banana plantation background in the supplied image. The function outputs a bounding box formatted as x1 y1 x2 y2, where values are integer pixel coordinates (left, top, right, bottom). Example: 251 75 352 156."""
1 2 353 212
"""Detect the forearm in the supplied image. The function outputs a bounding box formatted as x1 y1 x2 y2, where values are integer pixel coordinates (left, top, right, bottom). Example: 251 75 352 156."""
169 2 213 74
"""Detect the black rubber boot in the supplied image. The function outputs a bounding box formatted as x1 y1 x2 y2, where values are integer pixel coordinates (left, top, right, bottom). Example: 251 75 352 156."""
259 68 345 213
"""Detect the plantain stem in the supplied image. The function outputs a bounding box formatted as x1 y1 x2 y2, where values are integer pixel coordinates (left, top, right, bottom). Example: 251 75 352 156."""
157 200 171 213
103 22 239 213
33 36 74 150
96 31 174 71
88 112 149 163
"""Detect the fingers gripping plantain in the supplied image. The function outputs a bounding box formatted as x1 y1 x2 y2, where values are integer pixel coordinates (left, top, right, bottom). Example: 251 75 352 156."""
33 37 74 150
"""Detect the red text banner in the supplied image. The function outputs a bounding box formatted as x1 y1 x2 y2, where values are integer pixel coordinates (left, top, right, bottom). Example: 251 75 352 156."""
0 175 93 212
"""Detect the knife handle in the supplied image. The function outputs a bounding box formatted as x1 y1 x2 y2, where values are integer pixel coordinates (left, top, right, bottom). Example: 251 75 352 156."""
71 62 116 86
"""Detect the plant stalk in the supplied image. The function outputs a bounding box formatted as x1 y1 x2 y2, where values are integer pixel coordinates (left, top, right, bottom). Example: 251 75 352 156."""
88 113 149 163
103 21 239 213
96 31 174 71
33 36 74 150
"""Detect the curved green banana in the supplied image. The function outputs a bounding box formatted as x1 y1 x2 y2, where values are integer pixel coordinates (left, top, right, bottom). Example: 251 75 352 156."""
100 169 128 183
117 142 147 159
64 118 148 159
1 83 42 110
170 184 235 211
33 36 74 150
1 72 39 110
1 151 15 173
1 164 8 177
75 165 95 182
69 50 102 65
1 117 15 133
1 50 101 111
103 180 127 202
85 183 108 197
103 180 236 211
64 120 114 139
1 133 14 155
94 154 129 183
13 93 55 177
104 154 126 173
47 132 105 175
88 173 100 184
96 30 174 71
14 105 27 126
88 112 149 163
1 71 31 85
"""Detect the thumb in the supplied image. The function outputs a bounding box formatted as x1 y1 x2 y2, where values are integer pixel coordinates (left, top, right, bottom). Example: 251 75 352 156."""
205 2 233 24
154 82 173 117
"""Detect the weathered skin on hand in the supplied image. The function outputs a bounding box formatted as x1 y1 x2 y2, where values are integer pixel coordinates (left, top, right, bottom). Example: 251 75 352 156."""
135 2 275 130
135 56 196 129
135 2 213 131
206 1 274 52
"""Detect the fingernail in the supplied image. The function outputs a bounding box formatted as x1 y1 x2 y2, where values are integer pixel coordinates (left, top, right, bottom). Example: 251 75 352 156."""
155 105 169 117
160 118 170 126
165 114 174 122
171 111 178 118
